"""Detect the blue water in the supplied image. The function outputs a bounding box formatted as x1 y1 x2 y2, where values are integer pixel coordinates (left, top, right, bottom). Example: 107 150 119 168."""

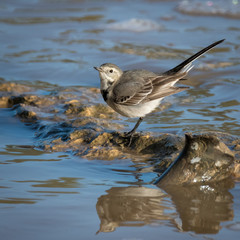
0 0 240 239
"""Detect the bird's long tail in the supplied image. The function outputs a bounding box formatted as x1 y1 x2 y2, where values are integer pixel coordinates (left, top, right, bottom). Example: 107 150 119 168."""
164 39 225 75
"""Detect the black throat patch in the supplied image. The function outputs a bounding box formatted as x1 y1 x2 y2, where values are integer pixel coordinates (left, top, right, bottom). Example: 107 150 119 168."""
101 90 108 102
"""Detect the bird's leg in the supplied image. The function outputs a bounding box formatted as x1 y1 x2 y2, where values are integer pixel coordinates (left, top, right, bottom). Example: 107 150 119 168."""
125 117 143 146
126 117 143 136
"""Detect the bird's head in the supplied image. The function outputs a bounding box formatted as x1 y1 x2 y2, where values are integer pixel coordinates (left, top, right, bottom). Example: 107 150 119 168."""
94 63 123 91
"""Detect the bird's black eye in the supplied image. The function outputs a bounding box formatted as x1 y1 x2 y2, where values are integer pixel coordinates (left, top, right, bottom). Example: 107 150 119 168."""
109 69 113 73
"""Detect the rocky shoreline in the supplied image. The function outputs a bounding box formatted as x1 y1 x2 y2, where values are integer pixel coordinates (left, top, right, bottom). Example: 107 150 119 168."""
1 80 239 182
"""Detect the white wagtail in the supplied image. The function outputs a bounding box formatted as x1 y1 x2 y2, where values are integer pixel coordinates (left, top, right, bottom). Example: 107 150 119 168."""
94 39 225 141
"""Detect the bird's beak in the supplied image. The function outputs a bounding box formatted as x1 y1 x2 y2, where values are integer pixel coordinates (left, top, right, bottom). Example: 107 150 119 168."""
94 66 101 72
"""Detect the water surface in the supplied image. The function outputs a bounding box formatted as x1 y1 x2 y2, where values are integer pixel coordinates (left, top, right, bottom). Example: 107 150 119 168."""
0 0 240 239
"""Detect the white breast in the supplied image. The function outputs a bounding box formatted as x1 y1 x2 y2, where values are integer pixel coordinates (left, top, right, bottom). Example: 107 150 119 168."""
107 99 162 118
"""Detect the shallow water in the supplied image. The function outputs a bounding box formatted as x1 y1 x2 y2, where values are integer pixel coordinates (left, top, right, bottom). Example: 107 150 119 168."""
0 0 240 239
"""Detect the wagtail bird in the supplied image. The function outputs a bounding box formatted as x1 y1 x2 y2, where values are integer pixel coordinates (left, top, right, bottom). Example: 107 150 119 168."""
94 39 225 143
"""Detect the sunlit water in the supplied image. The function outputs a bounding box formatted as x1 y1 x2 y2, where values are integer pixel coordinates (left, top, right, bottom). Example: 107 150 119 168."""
0 0 240 239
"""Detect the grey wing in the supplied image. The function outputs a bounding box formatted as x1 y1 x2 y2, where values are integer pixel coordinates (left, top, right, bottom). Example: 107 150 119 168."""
113 78 153 105
112 70 155 106
113 71 188 105
147 72 189 101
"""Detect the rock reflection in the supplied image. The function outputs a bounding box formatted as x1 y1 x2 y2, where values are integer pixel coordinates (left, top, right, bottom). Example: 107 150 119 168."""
96 186 170 233
0 145 62 164
96 180 234 234
162 180 234 234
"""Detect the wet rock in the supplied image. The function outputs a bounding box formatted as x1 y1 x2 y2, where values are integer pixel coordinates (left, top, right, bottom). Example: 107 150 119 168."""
156 133 235 186
70 129 98 144
0 96 9 108
0 81 240 182
233 163 240 178
132 133 182 155
43 128 183 161
0 83 33 107
8 95 37 107
0 82 32 93
15 104 38 122
64 103 117 119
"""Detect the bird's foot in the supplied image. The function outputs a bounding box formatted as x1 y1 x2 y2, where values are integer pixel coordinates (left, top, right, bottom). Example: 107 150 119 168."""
124 117 143 147
125 130 135 138
124 130 136 147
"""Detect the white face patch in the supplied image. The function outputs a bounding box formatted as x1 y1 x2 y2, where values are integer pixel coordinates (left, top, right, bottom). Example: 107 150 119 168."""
99 69 119 91
190 157 201 164
102 72 115 82
100 73 115 90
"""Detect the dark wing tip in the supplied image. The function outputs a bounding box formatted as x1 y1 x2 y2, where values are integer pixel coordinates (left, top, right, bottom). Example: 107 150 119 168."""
165 39 225 75
218 39 225 43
